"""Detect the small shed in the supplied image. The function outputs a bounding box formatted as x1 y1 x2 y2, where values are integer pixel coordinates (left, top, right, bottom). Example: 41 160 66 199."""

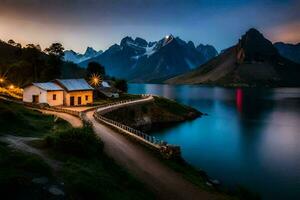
96 81 120 98
97 87 120 98
23 82 64 106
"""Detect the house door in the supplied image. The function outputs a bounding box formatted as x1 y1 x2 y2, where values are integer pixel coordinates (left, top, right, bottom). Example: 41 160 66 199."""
78 97 82 105
32 95 39 103
70 96 75 106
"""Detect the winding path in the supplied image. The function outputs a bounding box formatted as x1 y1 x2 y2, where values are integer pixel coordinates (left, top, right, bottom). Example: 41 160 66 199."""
84 96 226 200
41 110 83 128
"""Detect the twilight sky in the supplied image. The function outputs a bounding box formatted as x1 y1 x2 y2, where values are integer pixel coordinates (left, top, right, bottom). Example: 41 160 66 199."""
0 0 299 52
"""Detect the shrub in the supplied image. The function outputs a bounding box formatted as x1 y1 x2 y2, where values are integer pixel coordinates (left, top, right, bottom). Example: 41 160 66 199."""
45 126 103 158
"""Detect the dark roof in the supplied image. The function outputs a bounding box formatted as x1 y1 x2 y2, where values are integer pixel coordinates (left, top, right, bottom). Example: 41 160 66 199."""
97 86 120 93
55 79 93 91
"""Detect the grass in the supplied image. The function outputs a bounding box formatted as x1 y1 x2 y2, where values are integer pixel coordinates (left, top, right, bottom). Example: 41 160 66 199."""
103 95 202 132
0 99 154 199
38 126 154 200
94 93 142 106
44 126 103 158
0 100 71 137
0 142 54 199
153 96 201 116
60 157 153 200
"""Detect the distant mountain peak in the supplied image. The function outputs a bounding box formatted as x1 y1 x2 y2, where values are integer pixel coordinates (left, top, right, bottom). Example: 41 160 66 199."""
64 46 102 64
274 42 300 63
167 28 300 87
77 34 219 82
120 36 134 46
187 41 195 49
84 47 97 56
238 28 278 62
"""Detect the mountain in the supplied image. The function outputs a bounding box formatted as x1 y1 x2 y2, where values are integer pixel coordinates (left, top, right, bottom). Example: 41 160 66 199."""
79 35 218 82
274 42 300 64
196 44 218 63
64 47 103 64
167 28 300 87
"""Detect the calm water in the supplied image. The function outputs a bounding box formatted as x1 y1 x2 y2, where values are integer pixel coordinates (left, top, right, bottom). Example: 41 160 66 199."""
128 84 300 200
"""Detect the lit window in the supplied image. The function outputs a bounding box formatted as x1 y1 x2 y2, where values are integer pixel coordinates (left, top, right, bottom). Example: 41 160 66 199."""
53 94 56 100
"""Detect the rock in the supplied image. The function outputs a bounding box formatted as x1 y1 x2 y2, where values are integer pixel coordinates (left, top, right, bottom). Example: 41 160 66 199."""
210 179 220 185
206 182 213 187
48 185 65 196
32 177 48 185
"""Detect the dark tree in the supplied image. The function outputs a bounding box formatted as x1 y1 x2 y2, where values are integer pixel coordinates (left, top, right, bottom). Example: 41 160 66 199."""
114 79 128 92
26 44 41 51
44 43 65 79
22 44 45 81
7 39 15 46
44 43 64 58
15 43 22 48
86 62 105 78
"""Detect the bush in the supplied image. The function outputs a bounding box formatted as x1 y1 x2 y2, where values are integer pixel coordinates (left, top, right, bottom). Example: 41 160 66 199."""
45 126 103 158
114 79 128 92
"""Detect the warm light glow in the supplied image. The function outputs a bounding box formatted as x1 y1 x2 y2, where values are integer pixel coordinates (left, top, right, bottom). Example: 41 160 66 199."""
8 85 14 89
89 73 102 87
0 78 5 83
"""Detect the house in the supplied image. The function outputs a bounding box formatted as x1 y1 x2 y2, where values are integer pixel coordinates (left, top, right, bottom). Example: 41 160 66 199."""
96 81 120 98
23 79 94 106
53 79 94 106
22 82 64 106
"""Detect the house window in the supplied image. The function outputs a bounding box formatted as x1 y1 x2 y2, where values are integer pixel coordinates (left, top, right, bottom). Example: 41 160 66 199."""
85 95 88 101
53 94 56 100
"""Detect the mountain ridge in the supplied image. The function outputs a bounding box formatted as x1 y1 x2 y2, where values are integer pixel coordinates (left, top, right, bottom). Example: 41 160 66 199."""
78 35 218 82
166 28 300 87
64 47 103 64
274 42 300 64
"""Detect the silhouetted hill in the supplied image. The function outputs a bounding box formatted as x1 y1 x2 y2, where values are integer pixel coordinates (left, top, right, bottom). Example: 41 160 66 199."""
167 28 300 87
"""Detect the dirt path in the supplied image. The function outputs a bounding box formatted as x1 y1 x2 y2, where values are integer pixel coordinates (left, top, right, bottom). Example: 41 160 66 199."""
0 135 62 170
40 110 83 128
86 110 225 200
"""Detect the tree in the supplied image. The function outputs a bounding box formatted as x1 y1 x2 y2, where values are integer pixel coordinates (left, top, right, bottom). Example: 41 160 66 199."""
44 43 64 58
86 62 105 78
26 44 41 51
114 79 128 92
15 43 22 48
7 39 15 46
43 43 65 79
23 44 44 81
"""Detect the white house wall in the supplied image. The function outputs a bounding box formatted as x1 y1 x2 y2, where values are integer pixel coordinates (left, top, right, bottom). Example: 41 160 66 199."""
23 85 47 104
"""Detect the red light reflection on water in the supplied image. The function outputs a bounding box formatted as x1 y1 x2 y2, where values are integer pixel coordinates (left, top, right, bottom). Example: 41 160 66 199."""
236 88 243 112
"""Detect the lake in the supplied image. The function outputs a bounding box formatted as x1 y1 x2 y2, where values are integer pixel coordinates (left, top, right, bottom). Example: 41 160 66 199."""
128 84 300 200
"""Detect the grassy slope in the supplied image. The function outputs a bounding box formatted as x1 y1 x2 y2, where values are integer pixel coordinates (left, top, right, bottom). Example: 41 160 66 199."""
93 93 142 106
0 100 153 199
0 141 55 199
103 96 201 132
0 100 70 137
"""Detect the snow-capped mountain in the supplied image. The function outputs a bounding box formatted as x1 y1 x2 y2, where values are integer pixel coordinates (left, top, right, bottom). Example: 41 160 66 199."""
64 47 103 64
79 35 218 82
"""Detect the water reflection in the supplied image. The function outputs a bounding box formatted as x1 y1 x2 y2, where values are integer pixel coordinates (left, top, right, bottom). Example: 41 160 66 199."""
129 84 300 200
236 89 243 112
